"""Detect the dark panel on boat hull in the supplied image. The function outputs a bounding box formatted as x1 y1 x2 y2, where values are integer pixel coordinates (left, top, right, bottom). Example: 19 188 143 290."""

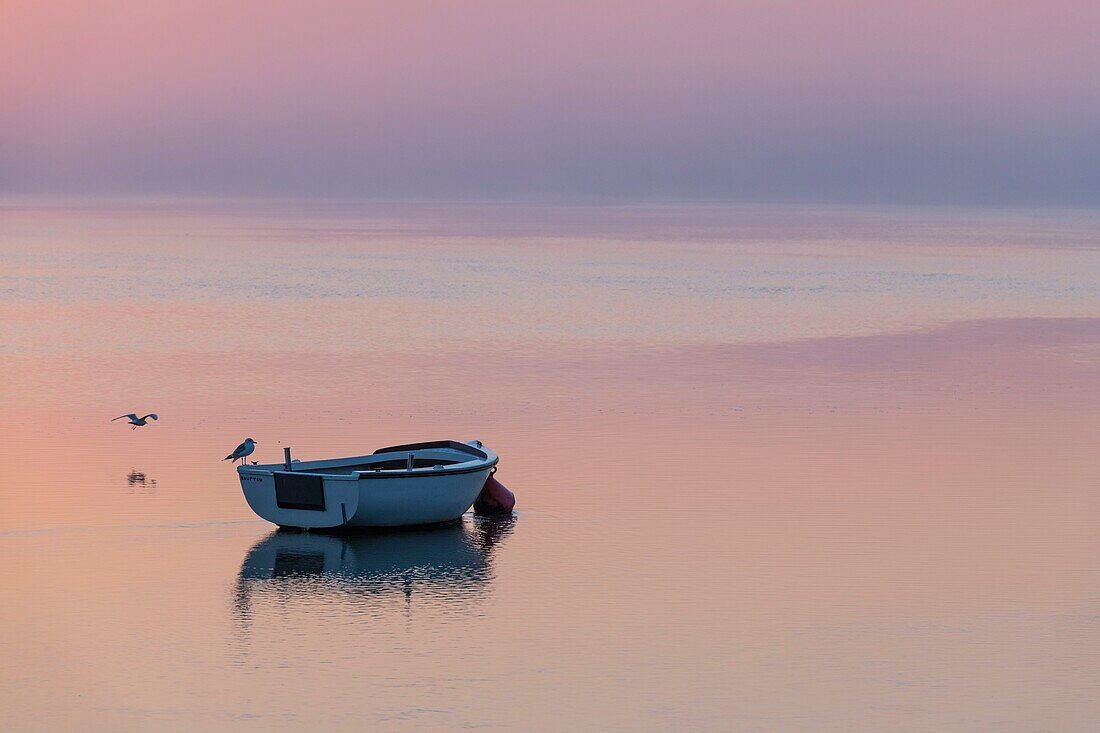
274 472 326 511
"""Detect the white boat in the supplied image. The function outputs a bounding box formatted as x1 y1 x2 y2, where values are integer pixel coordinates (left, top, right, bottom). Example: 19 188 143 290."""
237 440 499 530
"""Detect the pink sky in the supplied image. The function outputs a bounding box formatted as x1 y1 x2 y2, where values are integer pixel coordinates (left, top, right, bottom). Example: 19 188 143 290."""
2 1 1099 201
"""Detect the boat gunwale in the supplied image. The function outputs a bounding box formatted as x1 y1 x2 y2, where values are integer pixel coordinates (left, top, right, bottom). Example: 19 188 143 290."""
237 441 498 481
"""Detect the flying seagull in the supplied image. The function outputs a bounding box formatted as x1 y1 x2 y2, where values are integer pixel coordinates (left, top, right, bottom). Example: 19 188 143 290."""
112 413 158 430
225 438 257 465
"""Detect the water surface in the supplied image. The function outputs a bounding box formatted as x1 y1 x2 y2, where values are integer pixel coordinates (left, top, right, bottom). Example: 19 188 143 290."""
1 202 1099 730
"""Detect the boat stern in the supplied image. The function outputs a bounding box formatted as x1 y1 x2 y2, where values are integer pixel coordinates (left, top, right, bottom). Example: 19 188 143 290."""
238 466 360 529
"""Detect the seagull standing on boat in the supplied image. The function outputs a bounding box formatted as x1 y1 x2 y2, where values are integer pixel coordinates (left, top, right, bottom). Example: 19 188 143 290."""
112 413 158 430
225 438 257 465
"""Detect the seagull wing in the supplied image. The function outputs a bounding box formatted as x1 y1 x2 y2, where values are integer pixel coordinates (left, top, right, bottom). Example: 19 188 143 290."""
141 414 158 421
113 413 138 422
225 441 248 460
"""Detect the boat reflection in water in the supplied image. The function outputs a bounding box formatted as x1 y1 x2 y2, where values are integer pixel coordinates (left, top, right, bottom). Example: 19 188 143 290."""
233 515 516 621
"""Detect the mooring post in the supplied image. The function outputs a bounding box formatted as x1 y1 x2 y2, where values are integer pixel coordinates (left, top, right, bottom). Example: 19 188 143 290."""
284 447 292 471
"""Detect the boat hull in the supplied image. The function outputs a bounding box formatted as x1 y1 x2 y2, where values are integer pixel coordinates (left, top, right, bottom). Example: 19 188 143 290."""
237 441 498 530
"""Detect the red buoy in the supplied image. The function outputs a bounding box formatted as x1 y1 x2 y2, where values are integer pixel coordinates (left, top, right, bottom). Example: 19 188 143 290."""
474 474 515 515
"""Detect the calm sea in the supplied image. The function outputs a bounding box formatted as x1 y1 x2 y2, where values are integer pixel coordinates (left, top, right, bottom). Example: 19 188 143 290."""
1 201 1099 731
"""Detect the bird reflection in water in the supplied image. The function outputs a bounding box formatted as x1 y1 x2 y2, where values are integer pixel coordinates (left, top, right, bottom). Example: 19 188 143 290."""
125 469 156 493
232 515 516 632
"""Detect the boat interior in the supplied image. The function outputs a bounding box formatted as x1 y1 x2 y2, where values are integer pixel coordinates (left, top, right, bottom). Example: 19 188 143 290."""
261 441 491 476
314 457 463 474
